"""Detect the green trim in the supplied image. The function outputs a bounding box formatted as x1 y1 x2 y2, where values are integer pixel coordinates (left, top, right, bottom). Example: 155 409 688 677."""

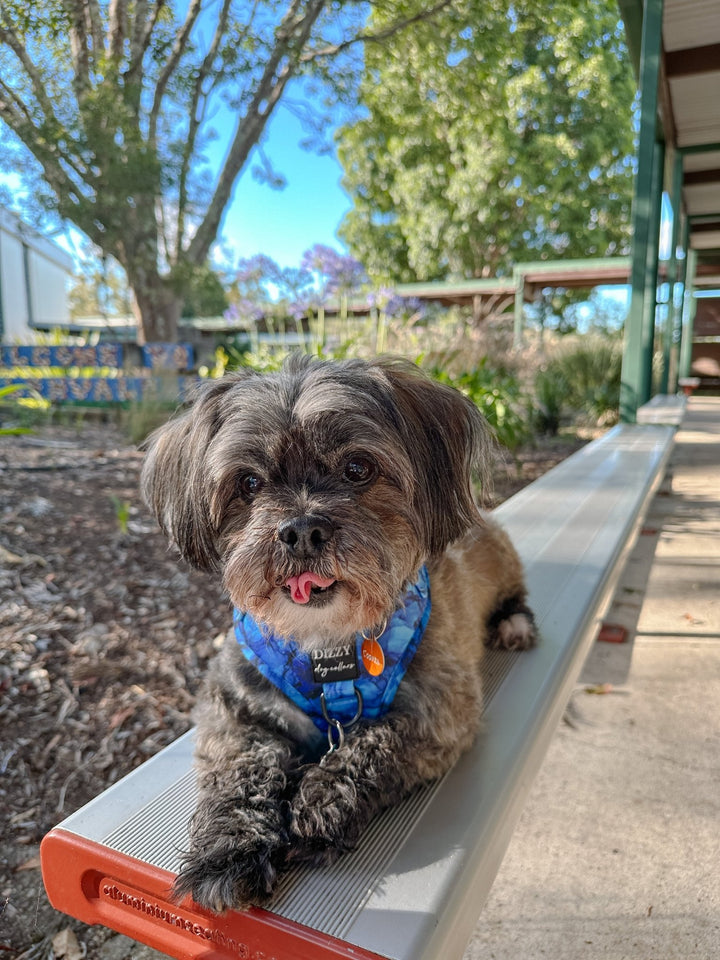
395 258 632 301
661 150 684 392
512 268 525 348
396 278 515 297
670 215 690 392
645 141 665 393
678 248 698 380
515 257 632 276
621 0 664 423
679 143 720 155
617 0 643 78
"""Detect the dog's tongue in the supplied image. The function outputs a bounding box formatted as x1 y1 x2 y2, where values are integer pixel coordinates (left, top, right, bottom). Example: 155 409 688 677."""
286 572 336 604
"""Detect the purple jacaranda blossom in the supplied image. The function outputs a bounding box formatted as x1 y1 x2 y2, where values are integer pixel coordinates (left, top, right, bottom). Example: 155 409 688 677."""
224 298 265 324
234 254 283 286
367 289 427 319
301 244 367 299
366 286 396 310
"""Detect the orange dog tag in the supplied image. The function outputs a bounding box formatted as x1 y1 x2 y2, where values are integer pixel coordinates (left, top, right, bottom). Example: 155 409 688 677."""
361 637 385 676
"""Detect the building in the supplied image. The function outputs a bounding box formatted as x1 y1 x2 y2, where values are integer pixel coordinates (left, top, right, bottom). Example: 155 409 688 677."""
0 206 74 342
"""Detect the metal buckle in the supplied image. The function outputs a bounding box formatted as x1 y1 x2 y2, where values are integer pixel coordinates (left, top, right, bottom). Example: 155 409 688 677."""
320 686 364 755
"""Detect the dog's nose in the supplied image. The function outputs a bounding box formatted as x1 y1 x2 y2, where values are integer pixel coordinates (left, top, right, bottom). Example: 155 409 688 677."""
277 514 335 557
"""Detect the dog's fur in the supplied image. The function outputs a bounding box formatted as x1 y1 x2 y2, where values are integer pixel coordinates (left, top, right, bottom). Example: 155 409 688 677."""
141 354 536 912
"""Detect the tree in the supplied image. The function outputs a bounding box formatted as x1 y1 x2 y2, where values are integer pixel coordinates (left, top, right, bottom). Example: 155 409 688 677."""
337 0 637 284
68 246 133 319
0 1 452 342
224 245 367 325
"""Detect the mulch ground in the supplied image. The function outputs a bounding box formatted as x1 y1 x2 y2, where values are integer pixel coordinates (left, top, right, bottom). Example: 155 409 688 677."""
0 417 584 959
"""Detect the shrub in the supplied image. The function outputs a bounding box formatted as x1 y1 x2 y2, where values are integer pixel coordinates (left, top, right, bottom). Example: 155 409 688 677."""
0 383 50 435
425 358 529 451
534 338 622 432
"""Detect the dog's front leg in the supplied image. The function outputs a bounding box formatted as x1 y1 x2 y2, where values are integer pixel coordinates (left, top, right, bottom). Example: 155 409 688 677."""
173 719 295 913
289 704 474 862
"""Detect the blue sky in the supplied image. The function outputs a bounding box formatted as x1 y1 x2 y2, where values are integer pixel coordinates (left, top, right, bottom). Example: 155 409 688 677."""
215 107 352 270
2 100 352 273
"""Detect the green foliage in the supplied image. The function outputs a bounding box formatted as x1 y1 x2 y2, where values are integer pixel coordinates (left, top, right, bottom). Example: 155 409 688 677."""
532 368 565 436
338 0 636 283
109 495 131 536
121 389 181 446
533 338 622 432
68 245 133 320
425 358 529 450
178 263 228 319
426 359 528 450
0 383 50 434
200 341 285 379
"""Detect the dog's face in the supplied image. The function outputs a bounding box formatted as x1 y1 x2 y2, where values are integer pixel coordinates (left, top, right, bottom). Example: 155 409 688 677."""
141 356 492 645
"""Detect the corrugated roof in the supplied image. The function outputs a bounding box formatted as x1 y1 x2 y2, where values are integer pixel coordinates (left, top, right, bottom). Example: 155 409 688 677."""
657 0 720 257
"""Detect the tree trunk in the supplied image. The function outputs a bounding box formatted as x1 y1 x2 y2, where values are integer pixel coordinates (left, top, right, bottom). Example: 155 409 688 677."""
130 270 184 344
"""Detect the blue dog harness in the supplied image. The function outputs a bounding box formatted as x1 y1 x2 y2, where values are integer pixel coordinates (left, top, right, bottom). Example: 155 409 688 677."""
234 566 431 749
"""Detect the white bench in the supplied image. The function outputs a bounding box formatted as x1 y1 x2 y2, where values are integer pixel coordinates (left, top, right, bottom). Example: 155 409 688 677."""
635 393 687 425
41 422 677 960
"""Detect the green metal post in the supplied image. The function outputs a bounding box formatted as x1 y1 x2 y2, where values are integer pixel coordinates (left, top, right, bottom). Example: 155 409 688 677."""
643 140 665 396
513 267 525 349
669 214 690 391
620 0 664 422
660 150 684 393
678 246 697 380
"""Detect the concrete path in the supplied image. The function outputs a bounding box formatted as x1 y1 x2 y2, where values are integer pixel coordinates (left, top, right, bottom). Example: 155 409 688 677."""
466 396 720 960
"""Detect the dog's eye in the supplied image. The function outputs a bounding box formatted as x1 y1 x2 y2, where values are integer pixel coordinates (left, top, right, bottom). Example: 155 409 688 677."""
342 457 376 485
236 473 264 501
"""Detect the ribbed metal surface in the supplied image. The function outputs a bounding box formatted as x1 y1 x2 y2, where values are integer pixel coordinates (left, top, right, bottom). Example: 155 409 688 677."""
482 649 520 708
98 647 516 938
103 768 198 873
269 779 445 937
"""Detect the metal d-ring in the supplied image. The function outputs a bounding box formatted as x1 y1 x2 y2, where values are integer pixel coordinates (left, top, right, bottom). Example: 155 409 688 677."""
320 686 364 754
325 718 345 753
361 618 387 643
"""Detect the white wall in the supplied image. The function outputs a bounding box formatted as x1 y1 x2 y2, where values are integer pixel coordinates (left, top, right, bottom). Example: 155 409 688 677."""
0 228 27 340
0 208 74 342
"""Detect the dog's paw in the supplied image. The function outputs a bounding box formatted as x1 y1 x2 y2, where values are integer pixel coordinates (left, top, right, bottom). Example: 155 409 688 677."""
486 597 537 651
288 762 362 861
172 837 284 913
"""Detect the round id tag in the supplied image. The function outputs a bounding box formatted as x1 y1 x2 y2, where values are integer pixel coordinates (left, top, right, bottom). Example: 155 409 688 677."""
361 636 385 676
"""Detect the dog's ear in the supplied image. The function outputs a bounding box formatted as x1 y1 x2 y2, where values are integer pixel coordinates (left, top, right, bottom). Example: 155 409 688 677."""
140 376 242 571
374 359 495 555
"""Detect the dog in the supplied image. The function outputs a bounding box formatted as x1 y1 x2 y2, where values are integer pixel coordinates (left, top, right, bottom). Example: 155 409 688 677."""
141 354 536 913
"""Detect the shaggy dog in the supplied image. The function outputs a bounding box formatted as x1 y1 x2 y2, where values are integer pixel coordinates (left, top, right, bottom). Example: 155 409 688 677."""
141 355 536 912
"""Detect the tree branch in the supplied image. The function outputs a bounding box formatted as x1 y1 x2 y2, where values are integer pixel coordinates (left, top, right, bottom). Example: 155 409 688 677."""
301 0 456 62
84 0 105 63
148 0 203 147
61 0 94 100
127 0 167 87
0 81 93 221
108 0 127 61
187 0 328 265
175 0 234 259
0 26 58 125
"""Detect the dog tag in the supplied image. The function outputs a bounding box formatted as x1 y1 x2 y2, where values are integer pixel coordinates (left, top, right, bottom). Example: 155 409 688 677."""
361 637 385 676
311 645 359 683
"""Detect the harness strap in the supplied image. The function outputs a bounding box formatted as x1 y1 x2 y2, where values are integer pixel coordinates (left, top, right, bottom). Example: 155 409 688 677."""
234 565 431 735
